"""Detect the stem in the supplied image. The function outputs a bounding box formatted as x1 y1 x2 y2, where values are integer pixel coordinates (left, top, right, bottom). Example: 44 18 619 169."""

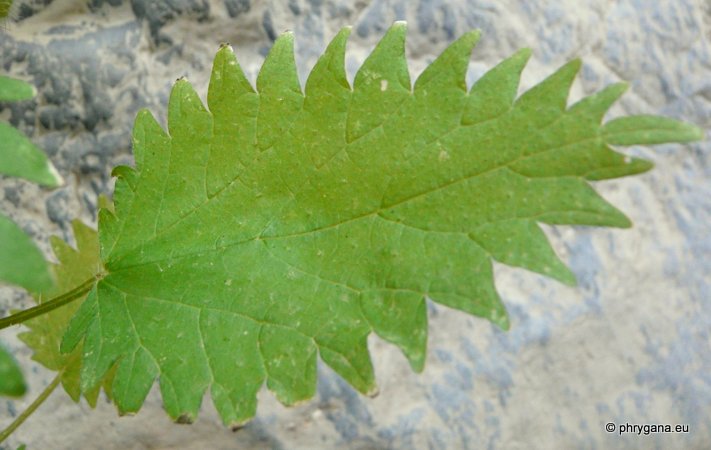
0 277 96 330
0 372 62 443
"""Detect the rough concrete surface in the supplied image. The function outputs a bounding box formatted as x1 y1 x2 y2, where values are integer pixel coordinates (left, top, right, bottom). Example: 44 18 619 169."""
0 0 709 449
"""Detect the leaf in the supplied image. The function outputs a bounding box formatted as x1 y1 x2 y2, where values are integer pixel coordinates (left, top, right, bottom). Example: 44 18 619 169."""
0 343 26 397
0 77 61 187
0 122 62 187
0 215 52 292
18 219 112 406
0 74 62 292
61 24 703 426
0 76 34 102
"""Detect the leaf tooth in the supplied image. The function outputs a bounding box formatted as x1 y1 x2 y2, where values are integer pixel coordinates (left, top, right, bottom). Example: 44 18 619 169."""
111 165 138 192
166 79 213 207
360 290 428 373
347 21 411 143
567 82 628 123
261 325 318 406
414 29 481 94
256 31 304 151
462 47 531 126
536 180 633 229
509 140 654 180
305 26 352 97
583 146 654 181
257 31 301 95
602 115 704 146
200 310 264 426
318 335 377 396
131 108 167 173
49 233 77 267
113 347 159 415
167 79 209 139
207 44 255 114
431 279 511 330
70 220 97 254
514 58 582 126
353 21 410 92
469 220 577 286
80 342 121 397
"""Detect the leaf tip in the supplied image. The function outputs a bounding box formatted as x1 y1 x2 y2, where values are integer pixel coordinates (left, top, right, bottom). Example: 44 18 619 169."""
517 47 533 60
216 42 236 61
45 161 64 187
230 422 248 432
134 107 153 124
637 157 654 173
456 29 482 52
110 165 132 179
612 211 633 229
174 76 190 87
568 57 583 73
334 25 353 45
689 124 706 141
493 310 511 331
505 47 533 73
366 385 380 398
559 269 578 287
612 81 630 94
277 29 295 42
175 413 195 424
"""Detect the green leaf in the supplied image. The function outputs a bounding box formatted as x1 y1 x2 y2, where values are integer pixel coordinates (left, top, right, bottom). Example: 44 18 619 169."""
0 215 52 292
61 24 703 426
0 76 34 102
0 75 61 187
0 74 62 292
0 343 26 397
18 219 112 406
0 122 63 187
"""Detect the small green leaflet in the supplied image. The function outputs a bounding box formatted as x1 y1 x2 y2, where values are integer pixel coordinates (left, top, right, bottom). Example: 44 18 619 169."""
0 75 62 292
61 23 702 426
19 217 113 405
0 344 26 397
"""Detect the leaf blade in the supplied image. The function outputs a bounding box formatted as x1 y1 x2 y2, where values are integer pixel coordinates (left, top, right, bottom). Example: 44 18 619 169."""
0 214 52 292
62 24 703 426
0 344 26 397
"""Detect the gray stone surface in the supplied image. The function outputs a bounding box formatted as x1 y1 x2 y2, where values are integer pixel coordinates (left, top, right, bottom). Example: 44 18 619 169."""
0 0 709 449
